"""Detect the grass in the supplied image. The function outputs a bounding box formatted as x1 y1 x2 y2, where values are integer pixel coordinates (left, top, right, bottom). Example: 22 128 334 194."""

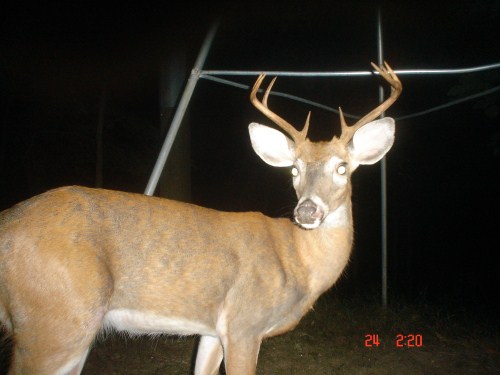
1 290 498 374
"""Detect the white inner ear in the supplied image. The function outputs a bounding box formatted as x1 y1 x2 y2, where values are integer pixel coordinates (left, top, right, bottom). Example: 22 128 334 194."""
348 117 395 166
248 123 295 167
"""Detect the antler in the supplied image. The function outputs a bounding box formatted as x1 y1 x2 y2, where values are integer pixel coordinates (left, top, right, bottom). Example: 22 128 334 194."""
250 74 310 144
338 62 402 144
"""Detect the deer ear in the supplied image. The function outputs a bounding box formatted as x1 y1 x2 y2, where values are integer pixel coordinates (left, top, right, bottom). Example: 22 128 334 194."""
348 118 395 166
249 123 295 167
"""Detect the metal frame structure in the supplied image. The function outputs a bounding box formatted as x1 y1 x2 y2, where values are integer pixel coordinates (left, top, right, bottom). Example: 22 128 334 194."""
145 17 500 307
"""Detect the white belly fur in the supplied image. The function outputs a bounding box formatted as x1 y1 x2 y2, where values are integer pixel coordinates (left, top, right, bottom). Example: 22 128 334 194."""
103 309 216 337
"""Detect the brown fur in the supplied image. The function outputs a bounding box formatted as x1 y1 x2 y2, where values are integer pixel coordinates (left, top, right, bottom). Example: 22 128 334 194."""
0 186 352 374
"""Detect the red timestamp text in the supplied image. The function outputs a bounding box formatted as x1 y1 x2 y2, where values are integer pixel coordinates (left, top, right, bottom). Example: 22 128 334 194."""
395 334 423 347
364 334 424 348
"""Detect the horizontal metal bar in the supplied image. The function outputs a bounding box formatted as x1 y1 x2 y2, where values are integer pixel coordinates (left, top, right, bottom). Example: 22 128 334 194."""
201 62 500 77
201 70 372 77
200 74 355 117
200 73 500 122
396 83 500 121
397 62 500 74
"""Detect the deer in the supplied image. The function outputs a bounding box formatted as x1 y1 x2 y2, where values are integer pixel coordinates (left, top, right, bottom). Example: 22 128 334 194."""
0 62 401 375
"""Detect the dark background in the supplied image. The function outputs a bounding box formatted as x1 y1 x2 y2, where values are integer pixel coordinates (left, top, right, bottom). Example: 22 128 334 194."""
1 1 499 315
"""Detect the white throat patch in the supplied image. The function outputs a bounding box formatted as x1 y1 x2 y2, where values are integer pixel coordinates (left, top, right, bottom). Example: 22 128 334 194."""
322 204 349 228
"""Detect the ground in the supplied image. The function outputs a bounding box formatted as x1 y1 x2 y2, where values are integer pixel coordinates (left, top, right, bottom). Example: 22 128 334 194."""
6 292 496 374
1 293 498 374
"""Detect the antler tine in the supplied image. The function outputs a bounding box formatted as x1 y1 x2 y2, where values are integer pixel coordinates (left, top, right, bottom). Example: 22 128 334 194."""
339 62 402 143
303 111 311 138
250 74 307 143
338 106 348 136
261 76 276 107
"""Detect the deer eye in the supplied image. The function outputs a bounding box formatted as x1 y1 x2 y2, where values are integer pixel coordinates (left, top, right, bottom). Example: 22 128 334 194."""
337 163 347 175
291 167 299 177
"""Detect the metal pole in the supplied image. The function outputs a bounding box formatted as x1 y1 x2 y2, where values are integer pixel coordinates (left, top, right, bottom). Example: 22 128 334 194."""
200 62 500 77
144 22 219 196
377 10 388 308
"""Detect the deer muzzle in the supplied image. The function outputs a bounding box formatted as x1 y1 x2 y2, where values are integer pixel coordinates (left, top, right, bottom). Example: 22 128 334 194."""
294 199 325 229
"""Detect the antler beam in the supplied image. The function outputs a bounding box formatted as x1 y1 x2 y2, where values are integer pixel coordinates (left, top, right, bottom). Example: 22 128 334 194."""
339 62 402 143
251 63 401 146
250 74 309 144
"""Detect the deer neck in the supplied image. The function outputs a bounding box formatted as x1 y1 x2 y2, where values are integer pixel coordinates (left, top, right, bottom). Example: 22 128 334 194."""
294 200 354 297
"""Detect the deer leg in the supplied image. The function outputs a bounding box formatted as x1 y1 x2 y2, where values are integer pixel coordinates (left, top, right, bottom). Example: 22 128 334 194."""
67 349 90 375
9 338 93 375
194 335 223 375
221 336 261 375
6 276 108 374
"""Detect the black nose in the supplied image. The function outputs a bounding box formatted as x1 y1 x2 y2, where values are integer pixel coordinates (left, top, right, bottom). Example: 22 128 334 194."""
295 199 324 224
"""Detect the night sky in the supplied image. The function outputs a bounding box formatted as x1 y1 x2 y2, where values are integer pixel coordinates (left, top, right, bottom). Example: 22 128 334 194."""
1 2 499 312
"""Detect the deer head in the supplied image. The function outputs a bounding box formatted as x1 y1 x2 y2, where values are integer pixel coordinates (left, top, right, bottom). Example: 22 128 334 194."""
249 62 402 229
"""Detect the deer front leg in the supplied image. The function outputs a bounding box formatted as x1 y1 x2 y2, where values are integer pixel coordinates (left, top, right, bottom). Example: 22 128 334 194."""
194 335 223 375
221 335 261 375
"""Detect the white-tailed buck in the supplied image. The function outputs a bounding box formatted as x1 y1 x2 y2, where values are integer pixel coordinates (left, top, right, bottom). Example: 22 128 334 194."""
0 62 401 374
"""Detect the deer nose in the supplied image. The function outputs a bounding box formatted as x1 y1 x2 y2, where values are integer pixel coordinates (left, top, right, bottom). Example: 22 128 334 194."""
295 199 325 227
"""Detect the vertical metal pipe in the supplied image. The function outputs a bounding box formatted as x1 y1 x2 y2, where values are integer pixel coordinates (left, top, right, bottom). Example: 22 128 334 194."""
144 22 219 196
377 10 388 308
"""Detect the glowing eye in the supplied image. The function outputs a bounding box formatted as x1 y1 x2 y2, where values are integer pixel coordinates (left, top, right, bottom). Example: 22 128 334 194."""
291 167 299 177
337 164 347 175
